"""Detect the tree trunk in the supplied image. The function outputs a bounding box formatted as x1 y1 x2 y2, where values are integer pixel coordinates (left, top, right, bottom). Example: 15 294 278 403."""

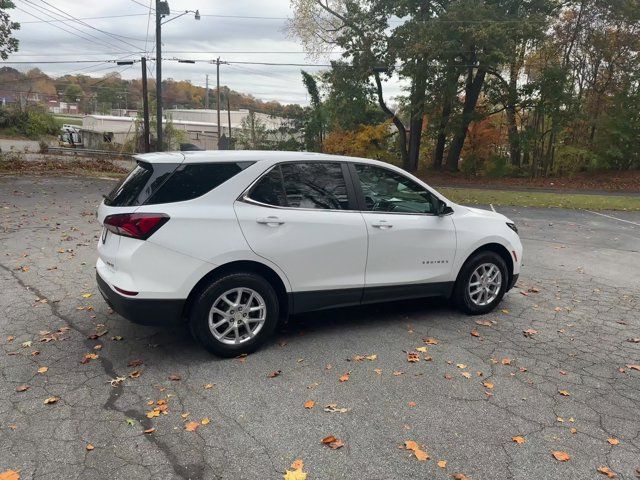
433 69 458 170
506 61 521 167
374 72 409 168
446 68 487 172
406 68 427 173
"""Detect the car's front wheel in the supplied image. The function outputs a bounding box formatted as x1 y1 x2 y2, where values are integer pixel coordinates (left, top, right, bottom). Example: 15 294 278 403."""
453 251 509 315
190 272 279 357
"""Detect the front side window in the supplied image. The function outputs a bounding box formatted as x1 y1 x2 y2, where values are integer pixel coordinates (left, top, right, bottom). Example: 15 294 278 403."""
354 164 436 214
247 162 350 210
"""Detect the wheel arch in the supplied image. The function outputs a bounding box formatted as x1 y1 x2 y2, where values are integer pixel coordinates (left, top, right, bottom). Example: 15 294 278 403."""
182 260 289 322
457 242 514 287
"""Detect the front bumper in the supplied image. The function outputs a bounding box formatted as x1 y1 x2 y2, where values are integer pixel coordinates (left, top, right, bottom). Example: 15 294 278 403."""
96 272 184 326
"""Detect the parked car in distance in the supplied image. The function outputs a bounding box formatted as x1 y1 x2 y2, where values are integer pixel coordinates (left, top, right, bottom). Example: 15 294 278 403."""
96 151 523 357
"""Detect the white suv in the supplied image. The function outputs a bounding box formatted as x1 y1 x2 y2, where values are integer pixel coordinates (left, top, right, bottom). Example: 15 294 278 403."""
97 151 522 356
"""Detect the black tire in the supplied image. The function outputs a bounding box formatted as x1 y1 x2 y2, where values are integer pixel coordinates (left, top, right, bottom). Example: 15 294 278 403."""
189 272 280 357
453 251 509 315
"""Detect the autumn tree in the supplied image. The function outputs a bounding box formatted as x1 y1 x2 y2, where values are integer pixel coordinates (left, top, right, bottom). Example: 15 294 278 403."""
0 0 19 60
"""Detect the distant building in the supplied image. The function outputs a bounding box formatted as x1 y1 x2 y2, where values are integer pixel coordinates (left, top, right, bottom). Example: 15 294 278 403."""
48 100 79 114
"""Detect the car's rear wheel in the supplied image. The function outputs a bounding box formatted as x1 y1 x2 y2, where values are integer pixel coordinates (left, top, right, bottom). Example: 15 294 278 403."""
454 251 508 315
190 272 279 357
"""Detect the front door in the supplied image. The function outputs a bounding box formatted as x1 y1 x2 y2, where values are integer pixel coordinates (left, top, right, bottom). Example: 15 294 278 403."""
234 161 368 311
350 163 457 300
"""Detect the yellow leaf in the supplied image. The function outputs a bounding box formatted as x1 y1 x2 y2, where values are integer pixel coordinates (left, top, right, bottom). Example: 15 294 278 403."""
483 381 494 389
146 410 160 419
558 390 571 396
0 470 20 480
423 337 439 345
437 460 447 469
185 421 199 432
407 352 420 363
414 448 429 461
283 470 307 480
512 436 526 444
82 293 92 298
203 383 214 389
201 418 210 425
607 438 619 446
416 347 428 353
461 372 472 379
339 372 350 382
303 400 315 409
596 466 616 478
456 364 466 369
86 444 94 451
37 366 48 374
365 354 377 361
552 451 570 462
374 368 382 375
44 396 59 405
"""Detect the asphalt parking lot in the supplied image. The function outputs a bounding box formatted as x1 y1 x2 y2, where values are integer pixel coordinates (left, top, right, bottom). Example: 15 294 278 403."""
1 175 639 480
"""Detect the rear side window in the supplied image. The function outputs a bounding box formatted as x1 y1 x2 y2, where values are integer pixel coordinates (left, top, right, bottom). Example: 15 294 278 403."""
147 162 252 204
104 161 252 206
104 162 178 207
247 162 350 210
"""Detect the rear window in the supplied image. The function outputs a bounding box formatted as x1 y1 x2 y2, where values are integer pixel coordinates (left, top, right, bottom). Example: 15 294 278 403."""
104 161 253 207
104 162 178 207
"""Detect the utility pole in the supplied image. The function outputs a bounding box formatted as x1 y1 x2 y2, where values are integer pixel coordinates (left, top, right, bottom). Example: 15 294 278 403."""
141 57 151 153
227 95 232 148
205 74 209 109
216 57 221 141
155 0 163 151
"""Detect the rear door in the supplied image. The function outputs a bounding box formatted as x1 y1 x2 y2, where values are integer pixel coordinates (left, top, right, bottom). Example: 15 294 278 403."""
350 163 457 297
234 161 368 309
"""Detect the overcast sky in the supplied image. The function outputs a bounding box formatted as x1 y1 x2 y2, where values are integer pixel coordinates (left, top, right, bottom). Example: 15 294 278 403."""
7 0 403 106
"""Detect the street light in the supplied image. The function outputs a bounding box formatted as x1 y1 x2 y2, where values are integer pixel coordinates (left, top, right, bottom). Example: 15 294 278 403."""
155 3 200 151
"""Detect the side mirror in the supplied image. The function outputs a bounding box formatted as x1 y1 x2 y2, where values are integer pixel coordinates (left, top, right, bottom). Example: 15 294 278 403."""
433 195 453 216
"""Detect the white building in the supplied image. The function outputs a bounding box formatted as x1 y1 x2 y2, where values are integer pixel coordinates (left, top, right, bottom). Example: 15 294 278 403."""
81 108 294 150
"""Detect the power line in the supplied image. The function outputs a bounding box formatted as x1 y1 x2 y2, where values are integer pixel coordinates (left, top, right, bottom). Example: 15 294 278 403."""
20 13 148 24
33 0 148 48
14 4 131 53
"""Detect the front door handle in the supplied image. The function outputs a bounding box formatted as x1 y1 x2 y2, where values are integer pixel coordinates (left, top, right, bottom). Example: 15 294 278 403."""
372 220 393 229
257 216 285 226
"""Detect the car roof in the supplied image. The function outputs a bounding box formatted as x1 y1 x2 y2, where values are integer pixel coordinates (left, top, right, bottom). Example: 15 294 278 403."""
133 150 380 165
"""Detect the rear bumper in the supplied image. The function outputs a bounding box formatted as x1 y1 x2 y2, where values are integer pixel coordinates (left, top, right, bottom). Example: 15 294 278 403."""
96 272 184 326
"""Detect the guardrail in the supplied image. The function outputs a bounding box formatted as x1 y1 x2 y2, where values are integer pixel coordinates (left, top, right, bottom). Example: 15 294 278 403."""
46 147 133 159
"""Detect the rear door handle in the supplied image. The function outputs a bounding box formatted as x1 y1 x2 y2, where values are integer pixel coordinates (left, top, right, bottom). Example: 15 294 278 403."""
372 220 393 229
257 216 285 226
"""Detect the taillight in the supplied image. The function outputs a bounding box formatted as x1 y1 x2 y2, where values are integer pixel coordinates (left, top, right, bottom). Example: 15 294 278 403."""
103 213 169 240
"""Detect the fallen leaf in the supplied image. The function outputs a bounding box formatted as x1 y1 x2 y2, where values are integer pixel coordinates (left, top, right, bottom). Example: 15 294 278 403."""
407 352 420 363
126 419 135 426
552 451 570 462
456 363 466 369
168 374 181 381
374 368 382 375
483 381 494 389
597 466 616 478
607 438 619 446
461 372 472 379
203 383 214 389
321 435 344 449
558 390 571 396
523 329 538 337
339 372 350 382
129 370 141 379
627 338 640 344
80 353 98 364
185 421 199 432
128 359 144 367
37 366 48 374
111 335 124 341
423 337 439 345
393 371 404 376
283 459 307 480
0 470 20 480
437 460 447 469
303 400 315 409
404 440 429 461
82 293 92 298
15 385 29 392
444 373 453 380
453 474 471 480
626 365 640 372
476 320 493 326
86 443 94 451
416 346 428 353
44 396 59 405
570 427 577 434
201 417 211 425
470 329 480 337
144 428 155 434
408 401 417 407
180 413 190 419
501 358 511 365
88 330 107 340
146 410 160 419
512 436 526 444
324 404 350 413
